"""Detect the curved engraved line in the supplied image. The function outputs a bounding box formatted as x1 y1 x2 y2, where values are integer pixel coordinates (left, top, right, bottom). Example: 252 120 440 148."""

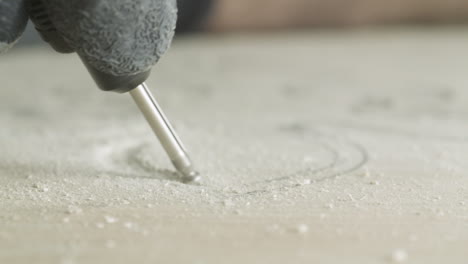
320 140 369 180
240 129 368 189
246 142 339 186
98 142 184 182
106 130 369 197
240 125 344 187
122 133 341 187
235 139 369 197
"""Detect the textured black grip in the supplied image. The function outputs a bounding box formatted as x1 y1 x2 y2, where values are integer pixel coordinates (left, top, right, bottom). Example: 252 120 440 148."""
27 0 74 53
0 0 28 53
41 0 177 76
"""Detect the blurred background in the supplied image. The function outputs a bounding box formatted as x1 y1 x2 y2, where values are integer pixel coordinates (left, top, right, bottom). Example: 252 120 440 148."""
16 0 468 47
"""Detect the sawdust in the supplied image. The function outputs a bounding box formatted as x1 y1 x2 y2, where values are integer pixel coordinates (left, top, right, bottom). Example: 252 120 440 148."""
1 28 468 263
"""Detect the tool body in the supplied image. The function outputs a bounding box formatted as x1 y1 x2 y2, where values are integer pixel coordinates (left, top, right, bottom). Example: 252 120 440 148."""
0 0 28 54
25 0 199 182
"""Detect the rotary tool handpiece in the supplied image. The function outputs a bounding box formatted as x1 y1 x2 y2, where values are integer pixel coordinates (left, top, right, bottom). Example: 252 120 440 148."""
27 0 199 182
0 0 28 54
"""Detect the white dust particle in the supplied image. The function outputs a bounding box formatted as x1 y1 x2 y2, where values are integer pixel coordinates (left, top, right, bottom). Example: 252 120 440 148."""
436 209 445 217
390 249 408 263
223 200 234 207
97 173 110 179
32 183 49 192
60 258 74 264
105 240 116 249
408 234 418 242
302 179 312 185
66 205 83 215
326 203 335 209
335 228 343 235
266 224 281 233
62 217 70 223
361 167 371 178
370 180 380 186
294 224 309 234
104 215 118 224
96 222 105 229
234 209 243 215
303 156 314 163
123 222 134 229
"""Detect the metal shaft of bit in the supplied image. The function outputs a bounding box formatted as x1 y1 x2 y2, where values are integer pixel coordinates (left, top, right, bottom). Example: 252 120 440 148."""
129 83 199 182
